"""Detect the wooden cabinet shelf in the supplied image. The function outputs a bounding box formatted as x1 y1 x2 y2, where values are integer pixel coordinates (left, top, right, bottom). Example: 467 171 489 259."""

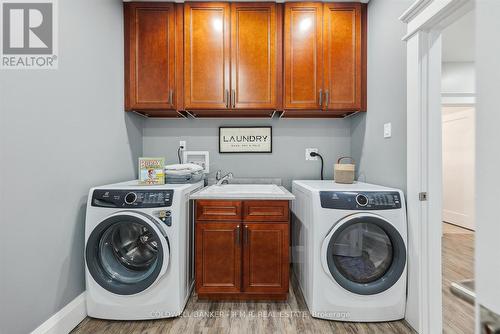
124 2 366 118
195 200 290 300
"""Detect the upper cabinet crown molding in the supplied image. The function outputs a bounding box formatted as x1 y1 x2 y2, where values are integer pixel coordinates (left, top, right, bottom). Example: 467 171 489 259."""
123 0 370 3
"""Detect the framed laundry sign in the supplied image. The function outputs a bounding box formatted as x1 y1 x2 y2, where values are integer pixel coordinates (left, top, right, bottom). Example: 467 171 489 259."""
219 126 272 153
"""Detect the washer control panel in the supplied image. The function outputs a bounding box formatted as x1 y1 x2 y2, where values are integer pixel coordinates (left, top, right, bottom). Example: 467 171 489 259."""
92 189 174 208
320 191 402 210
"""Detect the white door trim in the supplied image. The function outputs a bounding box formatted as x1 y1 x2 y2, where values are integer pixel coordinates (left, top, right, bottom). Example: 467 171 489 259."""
400 1 473 333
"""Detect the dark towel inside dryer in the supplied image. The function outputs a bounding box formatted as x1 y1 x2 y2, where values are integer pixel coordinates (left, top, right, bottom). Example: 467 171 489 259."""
334 251 376 283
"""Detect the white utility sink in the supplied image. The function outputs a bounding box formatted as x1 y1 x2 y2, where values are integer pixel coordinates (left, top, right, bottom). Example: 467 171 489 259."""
190 184 295 200
204 184 283 194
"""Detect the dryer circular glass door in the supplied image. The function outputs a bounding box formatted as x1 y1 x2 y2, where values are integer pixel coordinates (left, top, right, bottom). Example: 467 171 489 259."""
86 212 169 295
322 213 406 295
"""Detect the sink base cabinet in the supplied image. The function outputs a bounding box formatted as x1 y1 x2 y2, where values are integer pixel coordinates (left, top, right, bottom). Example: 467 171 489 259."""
195 200 290 300
195 222 242 294
243 223 289 294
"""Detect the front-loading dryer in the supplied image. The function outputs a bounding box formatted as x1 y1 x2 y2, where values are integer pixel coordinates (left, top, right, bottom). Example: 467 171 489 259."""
85 180 203 320
291 181 407 322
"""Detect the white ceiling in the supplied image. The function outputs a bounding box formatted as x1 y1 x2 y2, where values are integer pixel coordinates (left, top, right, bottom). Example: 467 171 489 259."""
442 10 475 62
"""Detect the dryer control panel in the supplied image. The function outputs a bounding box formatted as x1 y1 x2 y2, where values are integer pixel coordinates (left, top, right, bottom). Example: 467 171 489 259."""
91 189 174 208
320 191 402 210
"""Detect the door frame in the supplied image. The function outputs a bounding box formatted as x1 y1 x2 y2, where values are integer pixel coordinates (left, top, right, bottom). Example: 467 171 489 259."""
399 0 474 333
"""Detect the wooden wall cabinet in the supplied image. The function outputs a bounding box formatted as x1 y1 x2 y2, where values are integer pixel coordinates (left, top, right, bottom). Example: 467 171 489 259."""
124 2 366 118
184 2 281 115
195 200 289 300
283 2 367 117
184 2 230 110
124 3 183 117
284 2 323 111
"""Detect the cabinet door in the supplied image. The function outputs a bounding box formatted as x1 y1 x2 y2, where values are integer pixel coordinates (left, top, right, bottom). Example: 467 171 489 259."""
125 3 175 111
323 3 365 111
242 223 289 294
230 3 278 110
196 222 241 294
284 3 323 110
184 3 230 110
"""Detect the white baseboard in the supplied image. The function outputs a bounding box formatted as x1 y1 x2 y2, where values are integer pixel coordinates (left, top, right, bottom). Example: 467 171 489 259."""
31 292 87 334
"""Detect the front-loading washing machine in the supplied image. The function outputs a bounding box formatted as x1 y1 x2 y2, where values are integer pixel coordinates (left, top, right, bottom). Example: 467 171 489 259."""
85 180 203 320
291 181 407 322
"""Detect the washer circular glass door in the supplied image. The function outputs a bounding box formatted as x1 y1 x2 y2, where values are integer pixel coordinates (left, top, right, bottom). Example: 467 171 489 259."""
86 213 169 295
322 213 406 295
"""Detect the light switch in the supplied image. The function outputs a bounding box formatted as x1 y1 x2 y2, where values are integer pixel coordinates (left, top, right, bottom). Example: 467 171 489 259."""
384 123 392 138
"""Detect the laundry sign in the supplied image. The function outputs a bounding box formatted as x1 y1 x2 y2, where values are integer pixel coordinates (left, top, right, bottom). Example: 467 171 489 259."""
219 126 272 153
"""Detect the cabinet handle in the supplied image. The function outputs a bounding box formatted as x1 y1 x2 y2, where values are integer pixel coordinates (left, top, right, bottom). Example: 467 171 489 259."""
318 89 323 107
325 90 329 109
225 89 229 108
235 225 240 245
231 89 236 108
243 225 249 245
169 90 174 106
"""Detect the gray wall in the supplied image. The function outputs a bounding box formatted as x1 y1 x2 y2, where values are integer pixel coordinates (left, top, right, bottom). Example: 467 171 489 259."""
0 1 142 333
0 1 410 332
350 0 410 192
143 0 411 192
143 118 351 189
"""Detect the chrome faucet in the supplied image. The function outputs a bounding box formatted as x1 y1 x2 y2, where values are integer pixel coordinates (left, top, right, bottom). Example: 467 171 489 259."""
215 170 233 186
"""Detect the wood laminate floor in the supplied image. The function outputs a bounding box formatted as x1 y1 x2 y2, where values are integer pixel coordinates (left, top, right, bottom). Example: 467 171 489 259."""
442 223 475 334
72 274 415 334
72 224 474 334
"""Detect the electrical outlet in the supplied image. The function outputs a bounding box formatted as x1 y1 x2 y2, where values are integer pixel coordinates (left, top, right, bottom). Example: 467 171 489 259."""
384 123 392 138
179 140 186 150
306 148 319 161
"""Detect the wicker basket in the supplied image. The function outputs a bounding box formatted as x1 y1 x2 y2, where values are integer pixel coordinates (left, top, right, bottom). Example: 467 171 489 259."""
334 157 356 184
